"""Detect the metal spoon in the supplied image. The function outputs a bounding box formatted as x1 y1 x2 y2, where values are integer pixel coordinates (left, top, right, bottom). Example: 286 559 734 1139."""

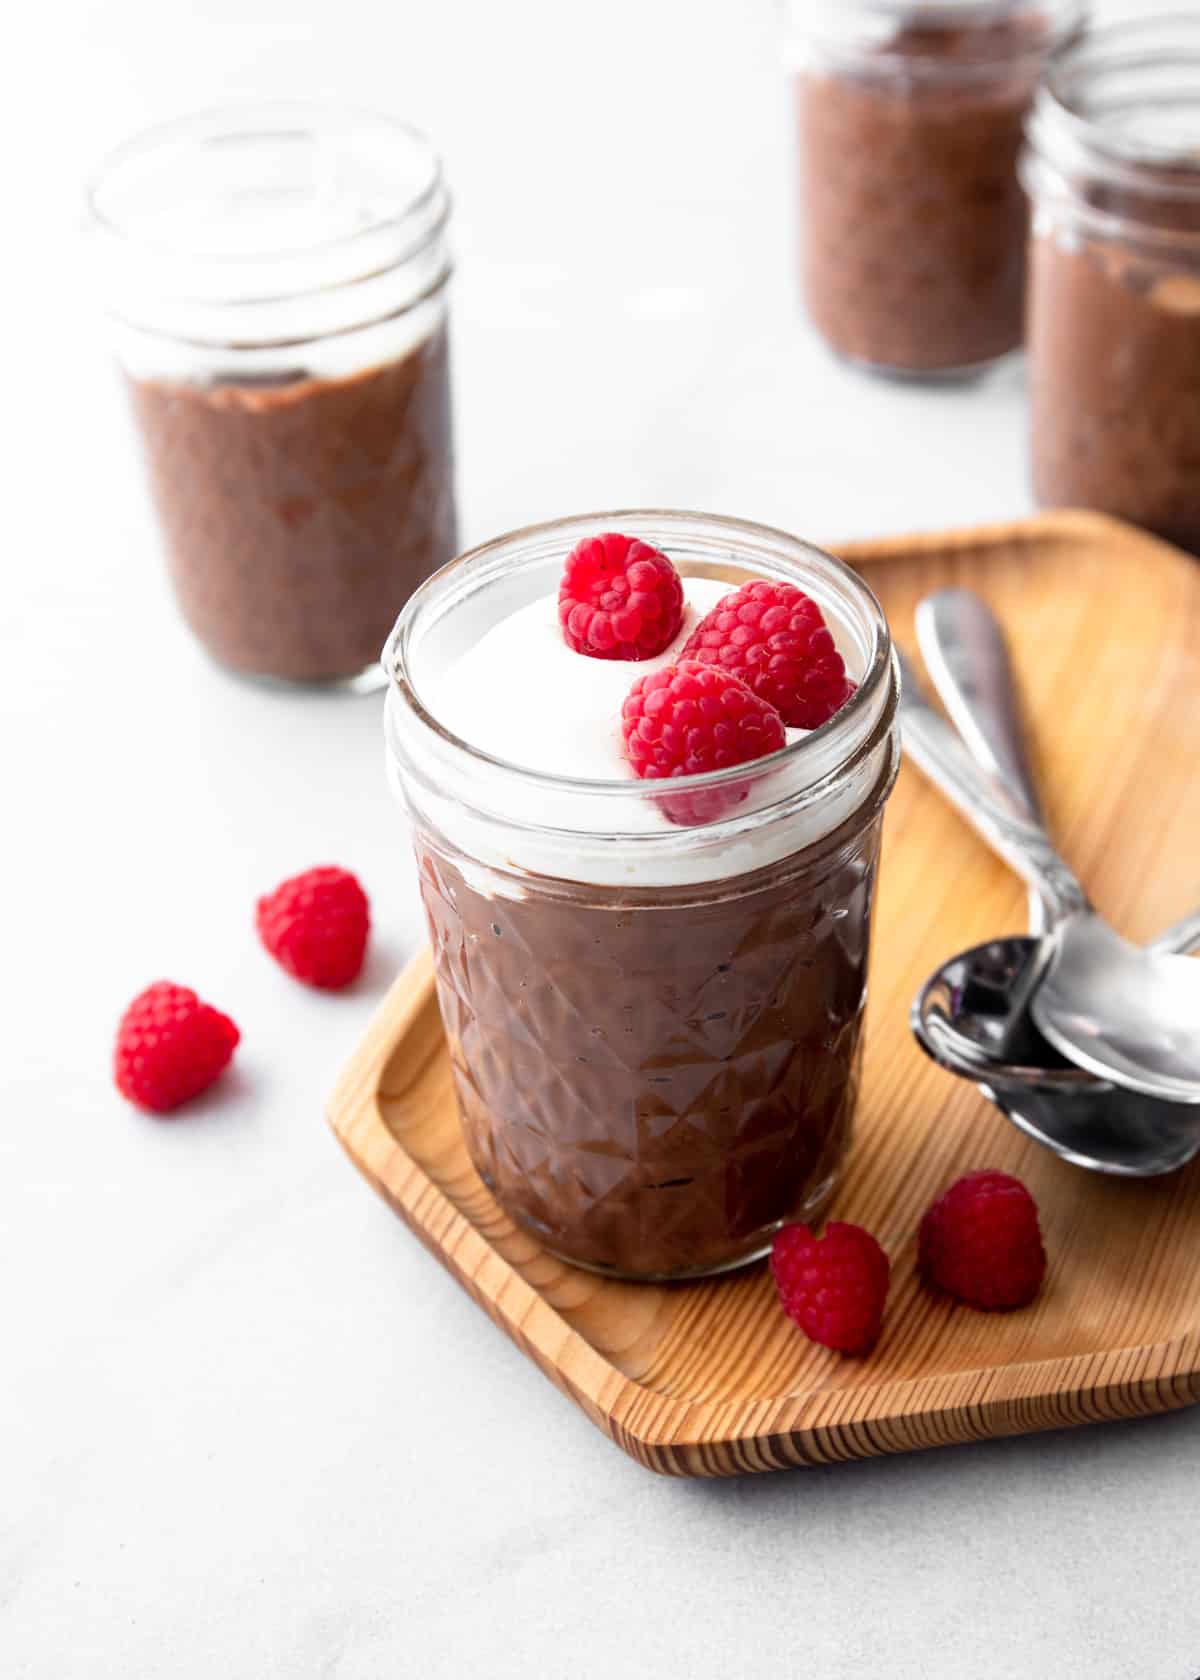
899 650 1200 1105
915 923 1200 1176
902 592 1200 1172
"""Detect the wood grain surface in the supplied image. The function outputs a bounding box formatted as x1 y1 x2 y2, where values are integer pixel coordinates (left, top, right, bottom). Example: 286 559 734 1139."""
328 511 1200 1477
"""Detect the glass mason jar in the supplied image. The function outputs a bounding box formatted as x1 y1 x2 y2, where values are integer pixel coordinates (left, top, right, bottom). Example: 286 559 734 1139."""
88 103 458 689
786 0 1088 377
383 511 901 1281
1023 16 1200 554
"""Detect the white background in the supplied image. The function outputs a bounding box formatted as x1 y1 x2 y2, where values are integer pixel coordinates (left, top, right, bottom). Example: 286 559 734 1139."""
6 2 1198 1676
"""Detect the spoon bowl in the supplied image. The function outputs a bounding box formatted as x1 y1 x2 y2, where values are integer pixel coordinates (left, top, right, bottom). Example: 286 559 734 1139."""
993 1085 1200 1179
1033 916 1200 1104
914 934 1200 1177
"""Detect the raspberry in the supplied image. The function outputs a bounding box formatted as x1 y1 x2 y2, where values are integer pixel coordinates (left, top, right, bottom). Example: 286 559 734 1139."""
256 866 370 989
559 532 684 660
621 659 787 825
113 981 240 1114
621 660 786 779
681 579 854 729
919 1171 1046 1311
771 1221 890 1355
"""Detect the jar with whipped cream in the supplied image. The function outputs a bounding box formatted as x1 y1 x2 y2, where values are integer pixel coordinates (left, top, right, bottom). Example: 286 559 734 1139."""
1023 15 1200 553
88 103 457 689
383 511 900 1281
786 0 1088 377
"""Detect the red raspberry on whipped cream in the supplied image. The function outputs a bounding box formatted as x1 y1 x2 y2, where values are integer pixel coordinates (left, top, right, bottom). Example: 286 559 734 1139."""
621 659 787 825
681 579 854 729
558 532 684 661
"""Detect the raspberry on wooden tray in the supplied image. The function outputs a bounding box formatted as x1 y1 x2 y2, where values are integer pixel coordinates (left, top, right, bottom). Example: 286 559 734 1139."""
771 1221 891 1355
919 1171 1047 1311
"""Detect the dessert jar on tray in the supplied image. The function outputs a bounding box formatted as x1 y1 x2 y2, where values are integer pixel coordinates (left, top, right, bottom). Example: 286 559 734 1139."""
89 103 457 688
383 512 901 1281
1023 15 1200 553
787 0 1087 377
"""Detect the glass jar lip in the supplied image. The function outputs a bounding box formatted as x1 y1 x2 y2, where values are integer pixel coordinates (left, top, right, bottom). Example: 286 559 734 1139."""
1027 14 1200 194
86 99 448 274
383 507 896 805
787 0 1088 75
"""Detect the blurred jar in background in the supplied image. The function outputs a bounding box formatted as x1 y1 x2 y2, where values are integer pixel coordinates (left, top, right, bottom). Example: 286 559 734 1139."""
787 0 1087 378
88 104 457 689
1024 16 1200 554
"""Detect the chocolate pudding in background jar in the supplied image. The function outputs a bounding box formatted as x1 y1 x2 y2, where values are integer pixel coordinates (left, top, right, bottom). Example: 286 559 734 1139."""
88 105 457 688
383 512 900 1281
1023 16 1200 553
787 0 1087 377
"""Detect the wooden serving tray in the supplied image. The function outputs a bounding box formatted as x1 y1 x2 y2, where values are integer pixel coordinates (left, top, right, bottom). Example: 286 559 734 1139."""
329 511 1200 1477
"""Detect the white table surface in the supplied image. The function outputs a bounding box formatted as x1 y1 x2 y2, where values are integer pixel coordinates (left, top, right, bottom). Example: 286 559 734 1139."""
8 2 1199 1675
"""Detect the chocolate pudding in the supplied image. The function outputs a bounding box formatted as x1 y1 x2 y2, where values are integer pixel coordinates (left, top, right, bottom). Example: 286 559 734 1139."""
419 793 883 1279
1028 235 1200 553
127 326 457 683
1022 14 1200 551
1024 96 1200 553
797 12 1065 374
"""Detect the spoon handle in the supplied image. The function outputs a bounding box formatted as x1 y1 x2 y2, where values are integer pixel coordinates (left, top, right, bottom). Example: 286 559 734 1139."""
915 589 1047 935
897 648 1092 923
915 590 1044 821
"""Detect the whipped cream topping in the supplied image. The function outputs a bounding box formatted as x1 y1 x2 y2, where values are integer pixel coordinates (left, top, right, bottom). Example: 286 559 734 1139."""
419 576 812 784
391 568 893 893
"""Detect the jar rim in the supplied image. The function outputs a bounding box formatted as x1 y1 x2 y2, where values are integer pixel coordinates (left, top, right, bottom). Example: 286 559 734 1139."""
1026 14 1200 207
384 507 896 807
87 100 446 264
786 0 1088 77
